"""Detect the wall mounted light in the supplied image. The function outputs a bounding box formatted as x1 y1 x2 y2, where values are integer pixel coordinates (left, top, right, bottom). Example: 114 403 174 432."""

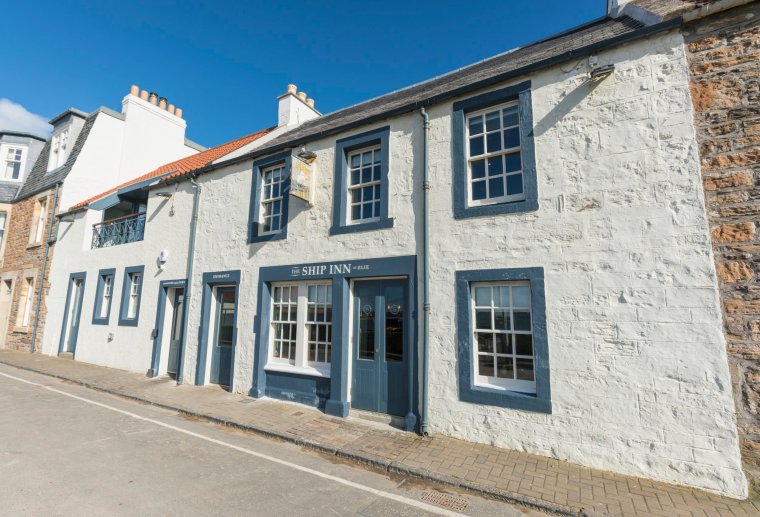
590 64 615 81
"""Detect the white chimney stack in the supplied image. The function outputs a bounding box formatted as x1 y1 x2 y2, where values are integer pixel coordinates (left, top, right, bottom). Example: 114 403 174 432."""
277 83 320 128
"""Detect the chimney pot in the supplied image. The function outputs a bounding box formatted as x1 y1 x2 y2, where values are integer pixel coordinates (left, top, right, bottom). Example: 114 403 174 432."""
149 92 158 105
140 90 149 101
159 97 167 109
287 84 297 94
306 98 315 108
168 104 175 114
175 107 183 119
297 91 307 102
130 85 140 96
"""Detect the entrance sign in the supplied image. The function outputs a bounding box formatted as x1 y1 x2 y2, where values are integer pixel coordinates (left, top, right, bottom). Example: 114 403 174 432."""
290 261 371 278
290 156 314 206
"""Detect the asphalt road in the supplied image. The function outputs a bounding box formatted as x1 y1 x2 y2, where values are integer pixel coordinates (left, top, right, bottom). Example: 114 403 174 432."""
0 364 543 517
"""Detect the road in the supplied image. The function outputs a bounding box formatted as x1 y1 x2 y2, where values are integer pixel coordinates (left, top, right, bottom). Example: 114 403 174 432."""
0 364 543 516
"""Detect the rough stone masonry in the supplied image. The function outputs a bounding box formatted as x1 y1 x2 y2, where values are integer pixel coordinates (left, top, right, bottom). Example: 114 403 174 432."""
684 2 760 492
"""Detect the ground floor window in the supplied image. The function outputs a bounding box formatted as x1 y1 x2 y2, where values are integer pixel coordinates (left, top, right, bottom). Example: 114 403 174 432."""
269 282 332 374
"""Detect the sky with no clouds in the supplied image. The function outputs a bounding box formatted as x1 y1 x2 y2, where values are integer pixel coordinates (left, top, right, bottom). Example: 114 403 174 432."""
1 0 605 146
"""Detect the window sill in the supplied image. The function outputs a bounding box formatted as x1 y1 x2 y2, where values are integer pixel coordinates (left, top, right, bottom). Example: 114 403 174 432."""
460 383 551 413
454 198 538 220
329 217 393 236
117 317 139 327
26 242 42 249
249 229 287 244
92 318 109 326
12 326 30 334
265 362 331 378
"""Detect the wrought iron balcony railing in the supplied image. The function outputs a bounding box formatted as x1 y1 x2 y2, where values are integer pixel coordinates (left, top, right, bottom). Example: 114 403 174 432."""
91 212 146 249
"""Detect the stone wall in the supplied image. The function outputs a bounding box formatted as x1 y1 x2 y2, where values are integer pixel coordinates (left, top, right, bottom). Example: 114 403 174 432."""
684 3 760 492
0 187 57 352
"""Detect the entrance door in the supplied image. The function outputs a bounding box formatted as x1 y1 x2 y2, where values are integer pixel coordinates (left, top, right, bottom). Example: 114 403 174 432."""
63 277 85 354
210 286 236 388
351 279 408 416
0 280 13 348
166 288 184 378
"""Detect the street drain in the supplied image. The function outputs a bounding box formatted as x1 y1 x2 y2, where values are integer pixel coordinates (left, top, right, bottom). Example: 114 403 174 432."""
420 491 469 511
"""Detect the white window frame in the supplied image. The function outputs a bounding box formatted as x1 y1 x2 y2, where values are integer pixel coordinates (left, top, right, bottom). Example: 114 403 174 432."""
48 127 70 171
346 145 382 224
127 273 141 319
465 101 524 208
19 277 35 327
259 163 286 235
0 211 7 253
266 281 332 377
100 275 113 319
470 280 536 394
2 145 26 181
29 197 47 245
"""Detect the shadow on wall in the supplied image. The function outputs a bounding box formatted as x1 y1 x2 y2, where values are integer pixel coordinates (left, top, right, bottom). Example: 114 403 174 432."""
533 77 604 137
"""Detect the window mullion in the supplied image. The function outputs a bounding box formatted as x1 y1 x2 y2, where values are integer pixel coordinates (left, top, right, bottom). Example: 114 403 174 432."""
295 284 307 368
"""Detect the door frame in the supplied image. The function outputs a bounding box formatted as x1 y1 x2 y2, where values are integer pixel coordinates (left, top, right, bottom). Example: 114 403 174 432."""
0 275 15 348
195 270 240 389
149 278 187 377
57 271 87 357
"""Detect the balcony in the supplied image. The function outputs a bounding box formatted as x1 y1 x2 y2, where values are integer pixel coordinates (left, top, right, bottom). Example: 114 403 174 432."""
91 212 146 249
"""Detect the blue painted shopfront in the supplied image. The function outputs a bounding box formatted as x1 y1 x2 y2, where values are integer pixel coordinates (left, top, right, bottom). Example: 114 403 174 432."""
251 255 419 430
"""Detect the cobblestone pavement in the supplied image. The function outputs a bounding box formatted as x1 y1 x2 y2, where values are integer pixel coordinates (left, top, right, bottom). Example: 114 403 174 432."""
1 350 758 516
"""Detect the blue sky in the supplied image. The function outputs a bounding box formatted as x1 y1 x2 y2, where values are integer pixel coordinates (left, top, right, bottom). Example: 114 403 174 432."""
2 1 605 146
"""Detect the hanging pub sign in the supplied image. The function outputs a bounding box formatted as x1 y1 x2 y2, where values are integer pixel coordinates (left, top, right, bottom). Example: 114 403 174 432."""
290 155 315 206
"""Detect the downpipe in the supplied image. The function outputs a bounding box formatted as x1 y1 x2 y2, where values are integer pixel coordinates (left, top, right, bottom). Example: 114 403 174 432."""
176 175 201 384
31 182 61 354
420 108 431 436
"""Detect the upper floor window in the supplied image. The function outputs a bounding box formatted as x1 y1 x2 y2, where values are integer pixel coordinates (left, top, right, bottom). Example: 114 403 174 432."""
3 146 24 180
248 152 292 243
330 126 393 235
453 81 538 219
118 265 144 326
49 128 70 170
0 212 6 252
29 197 47 245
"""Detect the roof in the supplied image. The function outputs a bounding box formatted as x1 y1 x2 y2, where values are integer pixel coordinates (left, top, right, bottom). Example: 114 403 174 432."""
49 108 88 126
15 111 98 202
0 131 47 142
0 184 21 204
69 127 274 211
208 15 651 169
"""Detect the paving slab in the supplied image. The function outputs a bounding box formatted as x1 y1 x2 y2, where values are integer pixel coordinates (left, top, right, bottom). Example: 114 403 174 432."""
1 349 758 517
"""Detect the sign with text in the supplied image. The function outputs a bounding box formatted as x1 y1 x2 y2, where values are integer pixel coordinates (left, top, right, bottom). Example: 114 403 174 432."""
290 261 372 278
290 156 314 206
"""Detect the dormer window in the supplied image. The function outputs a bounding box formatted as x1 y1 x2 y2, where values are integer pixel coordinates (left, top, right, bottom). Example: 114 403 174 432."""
3 146 25 180
49 128 70 170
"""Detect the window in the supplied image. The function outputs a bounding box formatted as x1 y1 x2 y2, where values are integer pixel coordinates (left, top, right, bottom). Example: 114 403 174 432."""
3 147 24 180
17 277 35 327
29 197 47 245
453 81 538 219
49 128 70 170
0 212 7 252
330 126 392 235
119 265 144 326
456 267 551 413
92 269 116 324
248 152 291 243
268 282 332 374
260 164 286 235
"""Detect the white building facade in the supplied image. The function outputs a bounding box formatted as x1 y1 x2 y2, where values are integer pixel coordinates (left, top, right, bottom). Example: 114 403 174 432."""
43 16 748 499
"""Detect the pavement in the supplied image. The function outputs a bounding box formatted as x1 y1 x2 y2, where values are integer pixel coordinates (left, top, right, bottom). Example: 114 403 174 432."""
0 365 532 517
1 349 758 517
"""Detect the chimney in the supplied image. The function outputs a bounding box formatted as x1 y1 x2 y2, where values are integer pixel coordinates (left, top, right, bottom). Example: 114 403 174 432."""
175 108 183 119
278 84 320 128
130 85 140 96
140 90 149 101
168 104 175 114
159 97 167 110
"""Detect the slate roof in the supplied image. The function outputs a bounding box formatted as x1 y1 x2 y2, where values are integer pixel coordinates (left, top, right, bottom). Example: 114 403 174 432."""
0 184 20 204
15 112 97 202
69 127 274 211
221 15 653 164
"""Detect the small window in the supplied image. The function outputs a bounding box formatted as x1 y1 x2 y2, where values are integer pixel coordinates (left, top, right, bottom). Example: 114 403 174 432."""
260 163 286 235
119 266 144 326
268 282 332 374
248 152 292 243
0 212 7 251
49 128 70 170
29 198 47 245
3 147 24 180
17 277 35 327
330 126 393 235
93 269 115 324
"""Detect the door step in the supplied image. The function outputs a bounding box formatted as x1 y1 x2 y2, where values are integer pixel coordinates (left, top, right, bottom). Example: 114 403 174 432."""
58 352 74 360
350 408 405 430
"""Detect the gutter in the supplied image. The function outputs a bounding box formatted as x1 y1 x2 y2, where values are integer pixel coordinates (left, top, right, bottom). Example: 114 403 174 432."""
159 16 683 187
419 108 431 436
175 174 202 384
30 182 61 353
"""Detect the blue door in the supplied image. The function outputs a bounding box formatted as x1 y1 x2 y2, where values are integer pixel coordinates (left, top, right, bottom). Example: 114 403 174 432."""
166 288 184 378
351 279 408 416
63 277 85 354
210 287 236 388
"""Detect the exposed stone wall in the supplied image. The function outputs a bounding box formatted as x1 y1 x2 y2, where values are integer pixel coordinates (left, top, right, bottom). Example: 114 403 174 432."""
0 187 58 352
683 3 760 491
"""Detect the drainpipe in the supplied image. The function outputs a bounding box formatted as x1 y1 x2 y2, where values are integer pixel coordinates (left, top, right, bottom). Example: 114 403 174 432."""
31 182 61 354
175 175 201 384
419 108 431 435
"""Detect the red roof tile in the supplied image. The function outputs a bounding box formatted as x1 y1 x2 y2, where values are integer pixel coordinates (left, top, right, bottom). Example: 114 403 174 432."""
70 127 274 210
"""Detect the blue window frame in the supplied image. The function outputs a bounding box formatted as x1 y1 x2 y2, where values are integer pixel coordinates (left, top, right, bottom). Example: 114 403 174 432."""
118 265 145 326
330 126 393 235
452 81 538 219
248 152 292 243
92 268 116 325
455 267 551 413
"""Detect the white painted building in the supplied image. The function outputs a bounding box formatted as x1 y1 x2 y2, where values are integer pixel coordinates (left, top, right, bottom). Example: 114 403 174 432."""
43 12 747 499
